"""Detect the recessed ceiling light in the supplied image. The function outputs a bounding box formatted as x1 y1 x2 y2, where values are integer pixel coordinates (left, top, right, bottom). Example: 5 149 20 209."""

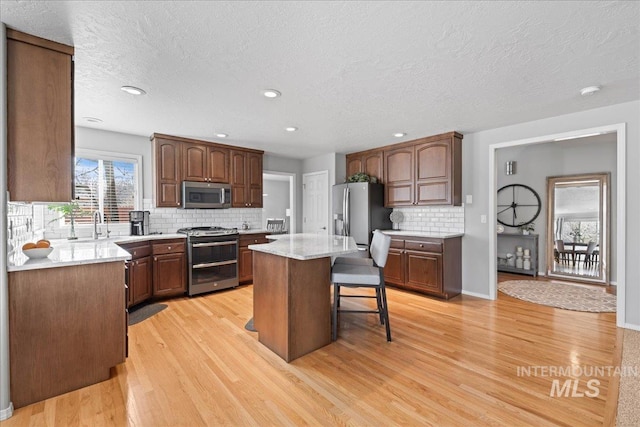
120 86 146 95
83 117 103 123
580 86 601 96
393 132 406 138
285 127 298 132
262 89 281 98
215 133 228 138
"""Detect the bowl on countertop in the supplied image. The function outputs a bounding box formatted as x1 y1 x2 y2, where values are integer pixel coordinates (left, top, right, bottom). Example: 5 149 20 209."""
23 247 54 259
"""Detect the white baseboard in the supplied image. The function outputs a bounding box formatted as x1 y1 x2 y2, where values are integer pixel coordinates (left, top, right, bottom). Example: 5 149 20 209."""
0 402 13 421
461 290 492 299
623 323 640 332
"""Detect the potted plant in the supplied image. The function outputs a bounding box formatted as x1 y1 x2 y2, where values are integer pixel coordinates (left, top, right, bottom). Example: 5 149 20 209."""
518 222 535 235
48 201 83 240
569 225 583 243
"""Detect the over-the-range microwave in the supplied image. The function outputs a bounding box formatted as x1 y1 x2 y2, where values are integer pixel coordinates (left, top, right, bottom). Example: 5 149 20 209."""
182 181 231 209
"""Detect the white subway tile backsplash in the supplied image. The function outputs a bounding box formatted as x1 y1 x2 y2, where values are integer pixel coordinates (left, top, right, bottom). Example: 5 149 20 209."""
391 205 464 234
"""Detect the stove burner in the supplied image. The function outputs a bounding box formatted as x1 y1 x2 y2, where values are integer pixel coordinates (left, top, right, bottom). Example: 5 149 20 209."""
177 226 238 237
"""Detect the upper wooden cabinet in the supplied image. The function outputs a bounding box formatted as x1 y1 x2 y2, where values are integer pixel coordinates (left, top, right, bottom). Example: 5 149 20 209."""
7 29 74 202
230 150 263 208
384 132 462 207
151 133 262 208
183 142 230 183
346 150 384 182
153 137 182 207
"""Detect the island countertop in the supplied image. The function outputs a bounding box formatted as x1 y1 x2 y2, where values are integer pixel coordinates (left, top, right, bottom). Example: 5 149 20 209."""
379 230 464 239
249 233 358 261
7 234 186 272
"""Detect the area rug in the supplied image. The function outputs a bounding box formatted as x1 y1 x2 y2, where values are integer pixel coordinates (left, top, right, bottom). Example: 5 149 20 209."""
498 280 616 312
128 303 168 325
617 330 640 426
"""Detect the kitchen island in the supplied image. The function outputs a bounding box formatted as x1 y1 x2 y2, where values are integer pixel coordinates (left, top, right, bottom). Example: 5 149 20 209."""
249 234 358 362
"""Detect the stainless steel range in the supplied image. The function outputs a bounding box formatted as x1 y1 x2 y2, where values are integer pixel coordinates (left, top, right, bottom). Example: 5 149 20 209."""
177 226 239 296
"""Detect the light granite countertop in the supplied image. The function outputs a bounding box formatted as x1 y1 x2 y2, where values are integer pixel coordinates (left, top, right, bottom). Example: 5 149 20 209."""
7 234 186 272
379 230 464 239
249 233 358 261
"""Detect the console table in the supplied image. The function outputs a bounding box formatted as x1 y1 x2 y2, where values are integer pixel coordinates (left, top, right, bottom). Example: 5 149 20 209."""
497 233 539 277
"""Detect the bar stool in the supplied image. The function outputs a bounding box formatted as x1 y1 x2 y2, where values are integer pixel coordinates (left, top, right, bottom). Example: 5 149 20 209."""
331 230 392 342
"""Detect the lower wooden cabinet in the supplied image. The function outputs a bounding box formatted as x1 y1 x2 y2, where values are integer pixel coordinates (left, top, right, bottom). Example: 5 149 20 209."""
119 242 153 307
383 234 461 299
129 256 152 305
152 239 186 297
118 238 186 305
239 232 269 283
8 262 126 408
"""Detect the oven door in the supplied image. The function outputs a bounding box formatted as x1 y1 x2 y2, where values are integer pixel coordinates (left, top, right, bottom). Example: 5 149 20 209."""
188 238 238 295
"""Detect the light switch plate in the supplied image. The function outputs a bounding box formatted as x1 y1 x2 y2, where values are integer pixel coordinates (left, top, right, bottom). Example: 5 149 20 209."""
466 195 473 204
480 214 487 223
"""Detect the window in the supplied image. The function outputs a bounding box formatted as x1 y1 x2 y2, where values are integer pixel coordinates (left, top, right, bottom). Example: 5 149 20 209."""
72 149 142 224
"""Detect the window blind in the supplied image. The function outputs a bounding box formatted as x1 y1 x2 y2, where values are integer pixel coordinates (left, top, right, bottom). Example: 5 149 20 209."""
73 157 137 224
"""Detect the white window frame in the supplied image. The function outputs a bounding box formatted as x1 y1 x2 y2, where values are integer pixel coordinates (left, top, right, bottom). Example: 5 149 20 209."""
70 148 143 226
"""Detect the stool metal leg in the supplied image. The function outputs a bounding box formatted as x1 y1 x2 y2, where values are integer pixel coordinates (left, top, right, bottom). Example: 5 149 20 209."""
332 282 339 341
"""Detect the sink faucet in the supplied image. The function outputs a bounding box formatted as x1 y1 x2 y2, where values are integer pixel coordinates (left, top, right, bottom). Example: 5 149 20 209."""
93 210 102 239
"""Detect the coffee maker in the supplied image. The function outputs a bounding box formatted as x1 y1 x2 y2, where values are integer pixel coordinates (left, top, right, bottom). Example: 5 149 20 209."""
129 210 150 236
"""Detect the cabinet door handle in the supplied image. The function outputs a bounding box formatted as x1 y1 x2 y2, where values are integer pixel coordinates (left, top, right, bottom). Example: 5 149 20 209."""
419 244 424 248
133 250 137 256
168 246 172 250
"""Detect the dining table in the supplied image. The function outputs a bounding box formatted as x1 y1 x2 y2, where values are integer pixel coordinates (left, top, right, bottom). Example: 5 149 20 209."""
562 241 596 266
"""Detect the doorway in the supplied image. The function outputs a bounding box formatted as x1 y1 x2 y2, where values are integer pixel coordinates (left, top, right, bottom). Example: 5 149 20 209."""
302 170 329 234
263 171 296 233
488 124 626 327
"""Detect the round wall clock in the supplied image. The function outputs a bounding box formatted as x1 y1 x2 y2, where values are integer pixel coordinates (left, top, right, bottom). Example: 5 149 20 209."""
496 184 541 227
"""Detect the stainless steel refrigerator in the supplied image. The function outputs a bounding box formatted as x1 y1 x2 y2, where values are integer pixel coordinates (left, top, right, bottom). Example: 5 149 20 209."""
332 182 392 250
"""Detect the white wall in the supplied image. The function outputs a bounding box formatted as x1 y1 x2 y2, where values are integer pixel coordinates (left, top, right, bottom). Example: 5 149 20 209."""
462 100 639 328
76 127 153 197
0 23 12 420
496 135 617 278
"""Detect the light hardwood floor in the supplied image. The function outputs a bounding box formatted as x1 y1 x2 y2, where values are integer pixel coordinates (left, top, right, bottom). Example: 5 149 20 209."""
4 279 618 426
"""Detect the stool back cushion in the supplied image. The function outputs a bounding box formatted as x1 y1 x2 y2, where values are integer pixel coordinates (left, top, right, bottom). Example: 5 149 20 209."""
370 230 391 268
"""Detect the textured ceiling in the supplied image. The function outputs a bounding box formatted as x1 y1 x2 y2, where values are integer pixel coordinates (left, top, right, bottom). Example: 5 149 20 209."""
2 1 639 159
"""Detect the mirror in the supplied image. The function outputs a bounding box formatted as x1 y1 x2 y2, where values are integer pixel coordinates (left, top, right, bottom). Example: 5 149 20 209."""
546 173 609 284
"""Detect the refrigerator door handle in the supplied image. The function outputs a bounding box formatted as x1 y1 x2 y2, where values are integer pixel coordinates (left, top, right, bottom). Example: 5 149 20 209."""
344 187 350 236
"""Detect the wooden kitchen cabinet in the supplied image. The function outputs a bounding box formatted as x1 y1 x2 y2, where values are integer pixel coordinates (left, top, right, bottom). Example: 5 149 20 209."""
383 132 462 207
346 149 384 183
183 141 230 183
152 239 186 297
231 149 263 208
383 234 461 299
239 233 269 283
383 240 405 286
119 242 153 307
7 29 74 202
153 136 183 207
151 133 261 207
9 262 125 408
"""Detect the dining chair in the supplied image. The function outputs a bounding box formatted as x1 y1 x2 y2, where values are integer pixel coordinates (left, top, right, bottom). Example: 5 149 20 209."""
555 240 571 264
583 241 598 268
266 218 285 233
330 230 392 342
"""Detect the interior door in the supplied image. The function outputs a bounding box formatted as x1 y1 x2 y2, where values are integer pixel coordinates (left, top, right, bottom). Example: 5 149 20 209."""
303 171 329 234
